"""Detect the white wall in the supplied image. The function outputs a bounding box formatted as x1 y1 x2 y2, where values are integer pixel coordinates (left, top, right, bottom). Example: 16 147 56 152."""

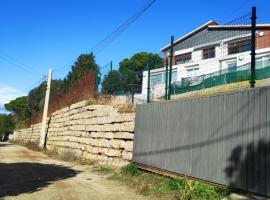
140 38 270 98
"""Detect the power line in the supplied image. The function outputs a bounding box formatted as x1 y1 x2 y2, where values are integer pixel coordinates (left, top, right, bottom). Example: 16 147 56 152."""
25 75 47 92
54 0 158 72
220 0 250 23
91 0 158 55
0 55 38 76
0 52 42 76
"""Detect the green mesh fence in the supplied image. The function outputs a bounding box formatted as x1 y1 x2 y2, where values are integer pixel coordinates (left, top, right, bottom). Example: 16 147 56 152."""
174 59 270 95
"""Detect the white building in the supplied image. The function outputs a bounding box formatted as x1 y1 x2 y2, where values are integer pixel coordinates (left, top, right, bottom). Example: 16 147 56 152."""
137 20 270 101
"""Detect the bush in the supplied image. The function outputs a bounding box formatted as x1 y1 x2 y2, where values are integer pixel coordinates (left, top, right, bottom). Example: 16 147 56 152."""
165 178 187 191
58 149 80 162
121 164 140 176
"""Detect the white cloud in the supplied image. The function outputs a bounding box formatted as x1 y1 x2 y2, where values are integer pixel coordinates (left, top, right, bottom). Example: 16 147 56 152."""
0 84 25 113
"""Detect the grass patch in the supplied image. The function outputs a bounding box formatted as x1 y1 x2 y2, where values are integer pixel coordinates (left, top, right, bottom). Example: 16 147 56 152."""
94 166 114 175
109 164 231 200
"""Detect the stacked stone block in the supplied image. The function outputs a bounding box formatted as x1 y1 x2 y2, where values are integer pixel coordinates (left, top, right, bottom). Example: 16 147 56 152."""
13 123 41 143
14 100 135 167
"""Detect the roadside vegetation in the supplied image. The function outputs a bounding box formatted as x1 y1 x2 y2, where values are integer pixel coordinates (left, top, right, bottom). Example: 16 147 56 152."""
96 164 231 200
5 51 161 131
5 53 98 128
15 140 231 200
0 114 14 140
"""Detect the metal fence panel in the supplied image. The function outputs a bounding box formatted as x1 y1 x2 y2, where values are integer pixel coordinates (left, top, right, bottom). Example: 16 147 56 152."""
133 86 270 196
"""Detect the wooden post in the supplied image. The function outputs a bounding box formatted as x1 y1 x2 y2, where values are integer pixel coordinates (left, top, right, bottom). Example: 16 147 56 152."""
39 68 52 148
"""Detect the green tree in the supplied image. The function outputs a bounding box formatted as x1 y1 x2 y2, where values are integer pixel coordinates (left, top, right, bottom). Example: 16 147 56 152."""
119 52 162 91
28 81 46 114
4 96 31 128
102 70 124 94
5 53 100 128
28 79 64 115
64 53 100 90
0 114 14 139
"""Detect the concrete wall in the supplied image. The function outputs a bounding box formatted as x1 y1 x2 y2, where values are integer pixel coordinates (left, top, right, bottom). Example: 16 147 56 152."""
14 100 135 166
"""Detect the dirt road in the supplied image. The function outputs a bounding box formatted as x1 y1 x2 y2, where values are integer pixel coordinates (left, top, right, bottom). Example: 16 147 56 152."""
0 142 147 200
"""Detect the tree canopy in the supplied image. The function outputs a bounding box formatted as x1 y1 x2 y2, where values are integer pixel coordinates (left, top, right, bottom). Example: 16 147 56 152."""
102 70 124 94
6 53 100 128
4 96 31 128
119 52 162 91
0 114 14 138
101 52 163 93
64 53 100 91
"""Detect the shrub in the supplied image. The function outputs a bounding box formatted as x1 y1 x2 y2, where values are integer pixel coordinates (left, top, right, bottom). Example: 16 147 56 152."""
121 164 140 176
58 149 80 162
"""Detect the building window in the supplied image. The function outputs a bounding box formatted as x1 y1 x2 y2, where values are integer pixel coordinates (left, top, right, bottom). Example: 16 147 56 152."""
226 60 237 72
151 73 163 86
203 47 215 59
186 67 199 77
174 53 191 65
228 38 251 55
172 70 177 82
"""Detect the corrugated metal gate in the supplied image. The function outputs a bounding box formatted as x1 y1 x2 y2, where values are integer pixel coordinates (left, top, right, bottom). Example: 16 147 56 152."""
133 86 270 196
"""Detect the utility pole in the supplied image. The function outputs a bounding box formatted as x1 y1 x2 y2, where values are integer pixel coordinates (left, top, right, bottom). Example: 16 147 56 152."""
250 6 257 88
39 68 52 148
168 36 174 100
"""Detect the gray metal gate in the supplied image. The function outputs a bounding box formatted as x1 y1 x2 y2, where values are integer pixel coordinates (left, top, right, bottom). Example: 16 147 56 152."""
133 86 270 196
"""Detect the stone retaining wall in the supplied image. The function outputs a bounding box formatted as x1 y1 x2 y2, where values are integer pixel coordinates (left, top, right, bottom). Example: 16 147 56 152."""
14 101 135 166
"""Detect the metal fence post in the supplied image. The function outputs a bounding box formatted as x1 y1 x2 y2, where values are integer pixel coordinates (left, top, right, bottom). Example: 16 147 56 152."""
147 57 150 103
168 36 174 100
165 59 169 100
250 6 257 88
110 61 113 95
131 71 135 105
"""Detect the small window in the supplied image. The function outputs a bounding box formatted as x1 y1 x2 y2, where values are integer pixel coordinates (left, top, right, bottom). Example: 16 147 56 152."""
174 53 191 65
151 73 163 86
186 68 199 77
172 70 177 82
203 47 215 59
228 38 251 55
226 61 237 72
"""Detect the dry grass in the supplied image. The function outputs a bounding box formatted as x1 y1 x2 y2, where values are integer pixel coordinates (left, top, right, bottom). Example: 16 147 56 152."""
30 72 96 125
115 104 135 113
12 140 41 151
13 140 97 166
100 164 231 200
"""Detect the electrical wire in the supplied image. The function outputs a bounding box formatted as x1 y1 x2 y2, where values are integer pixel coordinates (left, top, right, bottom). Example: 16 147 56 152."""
91 0 157 55
54 0 158 72
220 0 250 23
0 51 41 75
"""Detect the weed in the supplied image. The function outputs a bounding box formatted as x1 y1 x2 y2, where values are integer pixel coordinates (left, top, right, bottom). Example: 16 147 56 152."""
13 140 41 151
116 104 135 113
58 149 80 162
110 164 231 200
95 166 114 175
121 164 140 176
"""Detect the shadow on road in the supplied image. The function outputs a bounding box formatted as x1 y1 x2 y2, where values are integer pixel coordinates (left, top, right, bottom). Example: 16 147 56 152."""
0 142 10 147
0 162 79 198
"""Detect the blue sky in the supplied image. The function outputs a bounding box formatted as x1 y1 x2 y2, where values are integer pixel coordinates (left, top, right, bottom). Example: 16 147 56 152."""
0 0 269 112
